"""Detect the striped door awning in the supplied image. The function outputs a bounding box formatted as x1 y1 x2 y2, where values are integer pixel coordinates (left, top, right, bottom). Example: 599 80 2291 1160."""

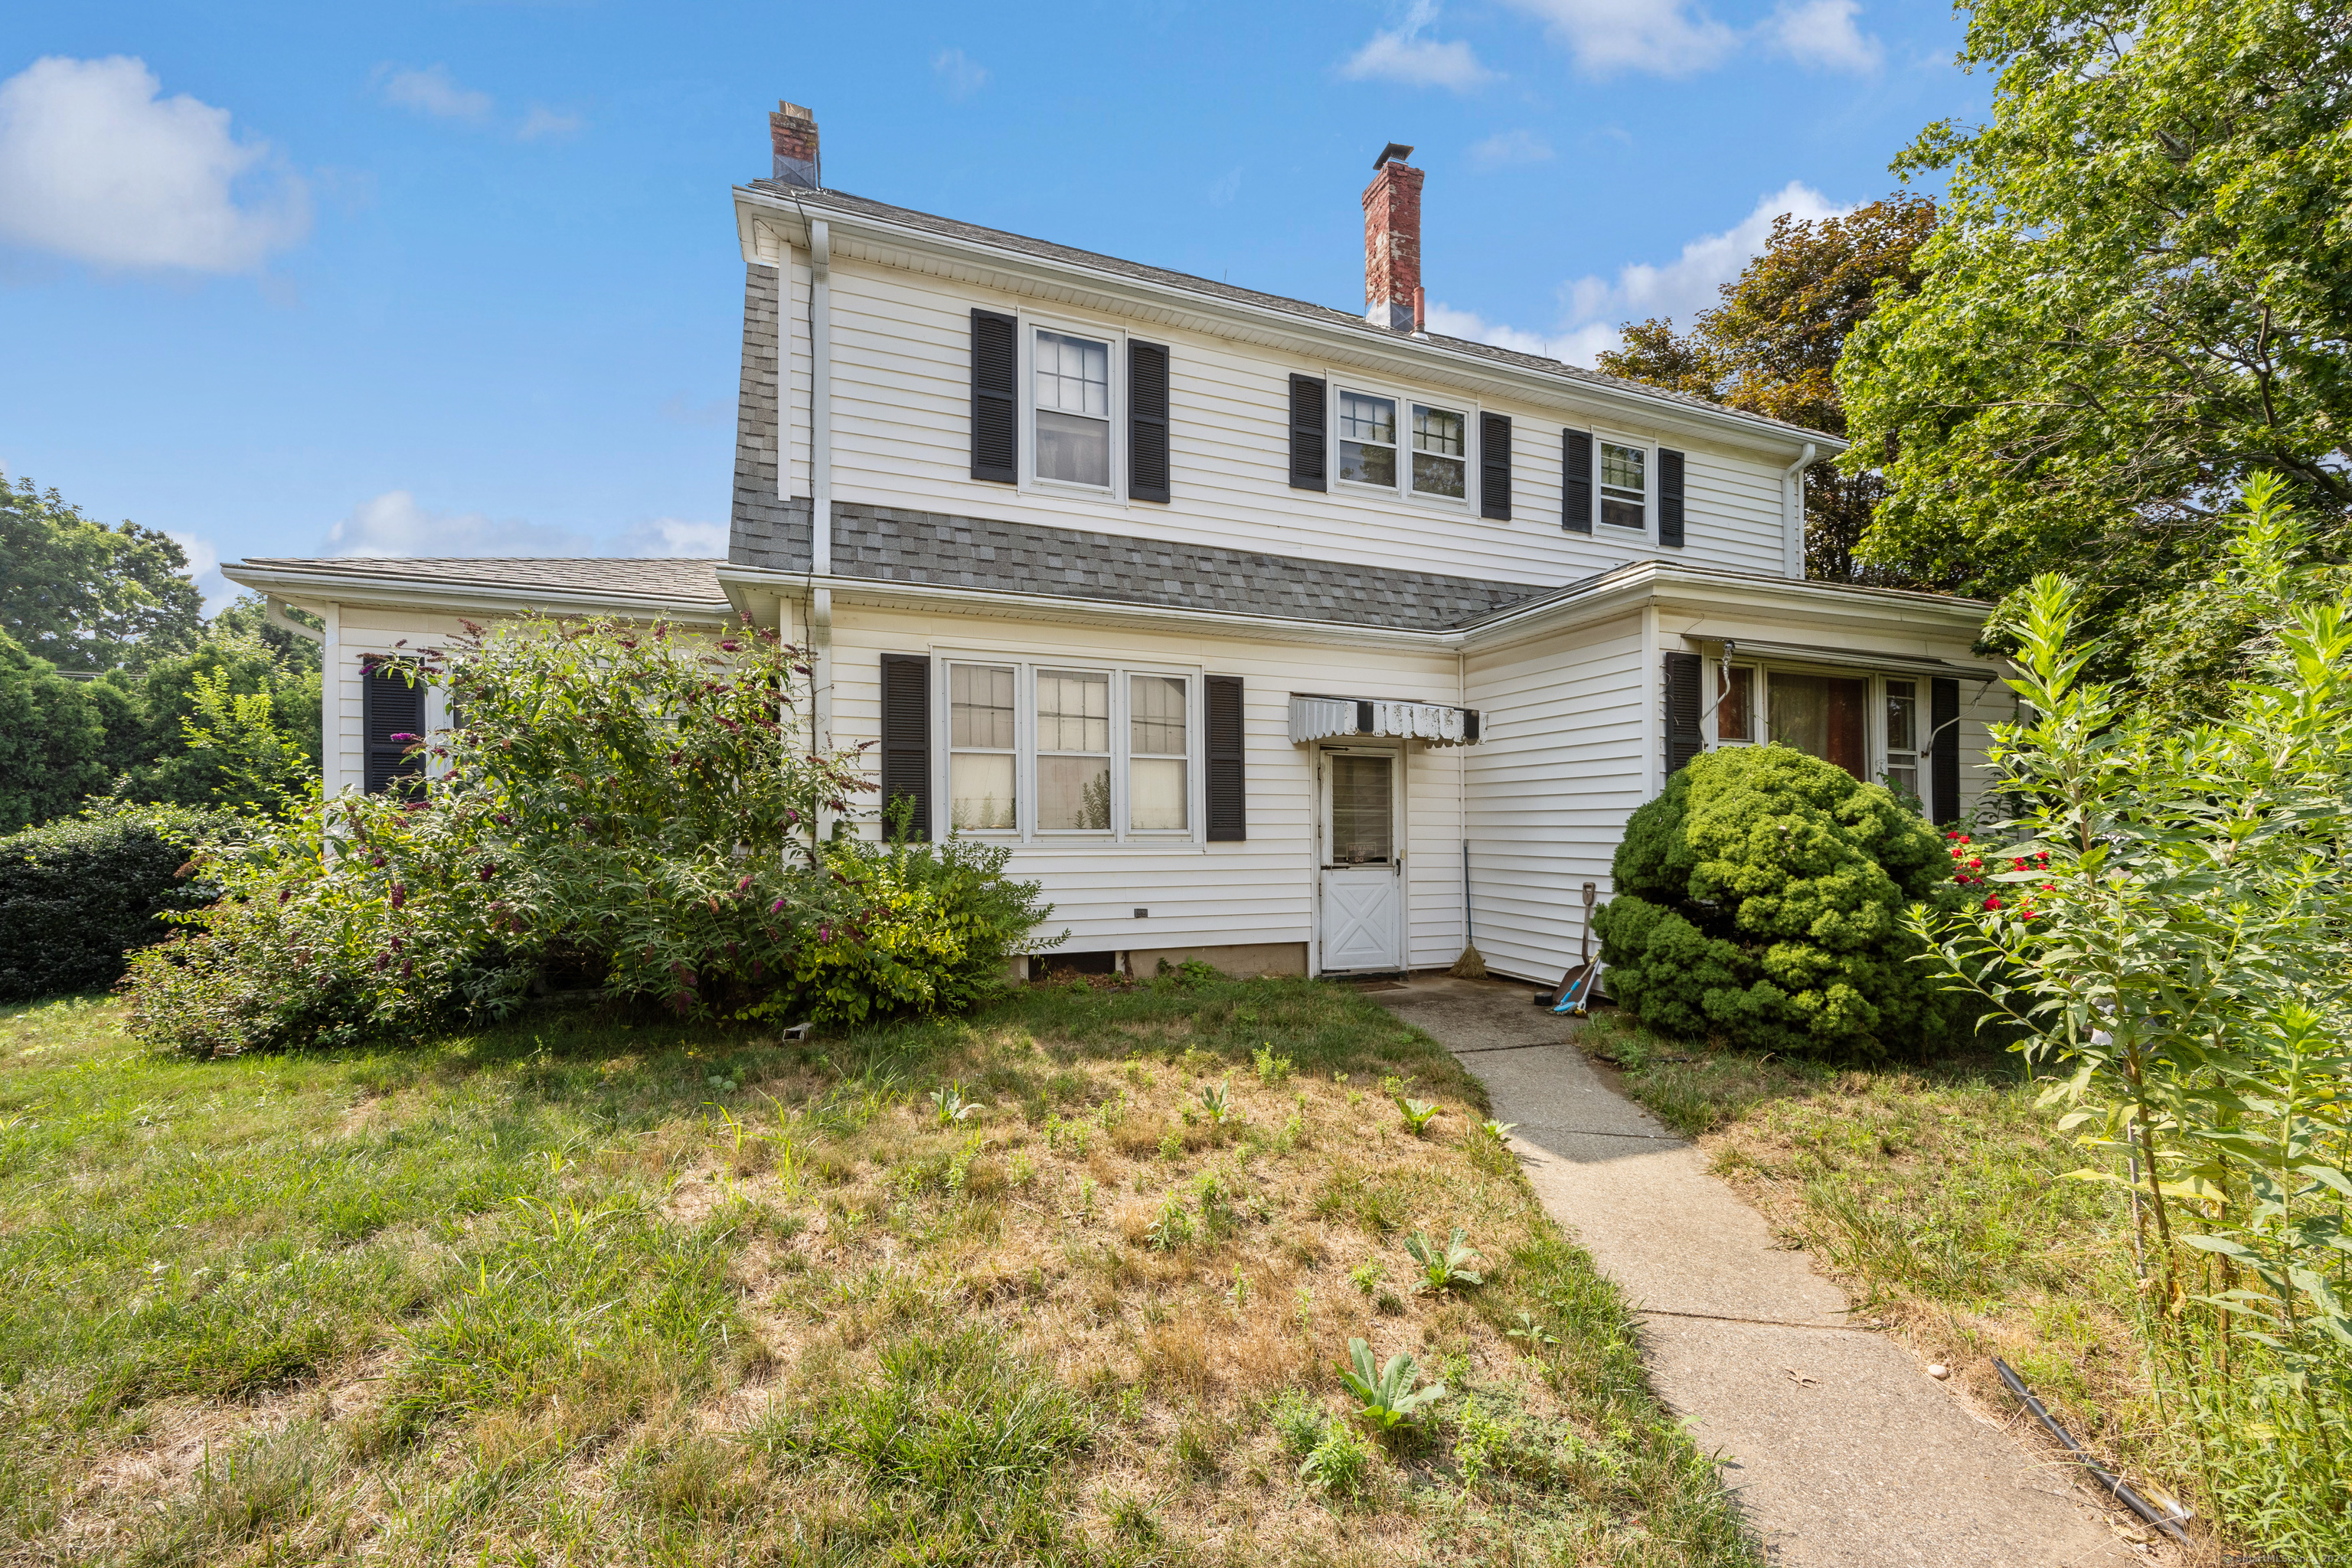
1288 694 1481 746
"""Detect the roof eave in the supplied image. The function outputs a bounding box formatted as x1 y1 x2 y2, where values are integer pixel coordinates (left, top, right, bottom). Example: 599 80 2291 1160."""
222 561 736 624
734 186 1847 459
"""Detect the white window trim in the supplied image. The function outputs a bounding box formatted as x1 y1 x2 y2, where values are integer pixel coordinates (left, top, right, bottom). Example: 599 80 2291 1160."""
1326 374 1480 513
932 649 1205 848
1019 311 1126 505
1594 430 1654 542
1723 662 1926 812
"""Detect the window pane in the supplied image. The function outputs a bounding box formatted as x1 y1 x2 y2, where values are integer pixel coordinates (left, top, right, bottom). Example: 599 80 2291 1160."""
1340 440 1396 486
1769 673 1867 779
949 753 1017 831
1885 680 1917 753
1718 666 1753 742
1036 410 1109 486
1412 406 1464 457
1130 758 1187 831
1413 450 1466 498
1600 442 1645 494
1131 675 1186 756
1885 763 1919 798
950 664 1016 749
1035 330 1109 416
1038 756 1112 830
1036 670 1109 753
1600 497 1645 530
1328 753 1393 864
1338 392 1394 445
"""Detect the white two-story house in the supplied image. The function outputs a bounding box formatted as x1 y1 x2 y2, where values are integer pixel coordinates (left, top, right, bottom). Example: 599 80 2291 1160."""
227 102 2005 985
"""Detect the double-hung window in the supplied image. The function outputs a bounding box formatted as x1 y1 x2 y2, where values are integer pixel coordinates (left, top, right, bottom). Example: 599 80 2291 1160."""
1034 328 1112 488
1599 441 1647 530
949 664 1018 831
1715 665 1755 744
1334 381 1475 506
940 660 1197 841
1882 679 1921 802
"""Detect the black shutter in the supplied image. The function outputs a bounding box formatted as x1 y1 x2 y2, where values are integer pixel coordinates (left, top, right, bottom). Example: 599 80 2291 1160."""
1930 677 1960 825
1479 412 1512 521
1287 374 1327 492
1129 340 1171 503
1205 676 1245 841
880 654 932 841
970 309 1018 483
1664 652 1704 776
362 659 424 798
1659 446 1687 548
1562 429 1592 533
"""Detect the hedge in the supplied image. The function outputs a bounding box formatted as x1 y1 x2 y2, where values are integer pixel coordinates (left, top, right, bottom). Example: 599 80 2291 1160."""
0 802 233 1002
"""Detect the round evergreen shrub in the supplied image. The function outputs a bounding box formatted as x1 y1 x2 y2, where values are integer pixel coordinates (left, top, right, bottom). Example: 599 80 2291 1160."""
0 801 233 1001
1591 743 1958 1057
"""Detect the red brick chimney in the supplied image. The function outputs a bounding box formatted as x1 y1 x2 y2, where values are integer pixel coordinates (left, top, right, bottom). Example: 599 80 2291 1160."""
1363 142 1423 332
770 101 820 189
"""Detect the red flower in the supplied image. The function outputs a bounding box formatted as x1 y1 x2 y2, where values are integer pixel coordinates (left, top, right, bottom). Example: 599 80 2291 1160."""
1984 894 2003 911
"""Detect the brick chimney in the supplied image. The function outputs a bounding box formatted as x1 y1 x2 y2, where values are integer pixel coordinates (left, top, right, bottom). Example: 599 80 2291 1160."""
1363 142 1423 332
770 101 820 189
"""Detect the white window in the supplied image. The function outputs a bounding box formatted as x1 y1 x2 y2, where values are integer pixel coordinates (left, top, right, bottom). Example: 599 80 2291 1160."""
1600 440 1647 531
938 659 1198 843
1129 675 1188 832
1714 665 1755 745
949 663 1018 831
1410 403 1467 498
1333 381 1475 506
1883 678 1921 803
1033 328 1111 488
1338 391 1397 486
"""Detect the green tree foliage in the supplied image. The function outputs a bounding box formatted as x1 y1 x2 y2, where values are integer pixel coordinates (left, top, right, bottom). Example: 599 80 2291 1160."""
1839 0 2352 619
114 630 322 808
1593 746 1957 1057
1596 196 1943 583
0 633 112 831
1912 475 2352 1546
124 617 1057 1054
0 477 202 671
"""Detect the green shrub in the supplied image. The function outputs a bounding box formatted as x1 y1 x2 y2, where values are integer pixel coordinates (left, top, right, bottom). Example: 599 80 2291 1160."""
1593 744 1957 1057
0 800 233 1001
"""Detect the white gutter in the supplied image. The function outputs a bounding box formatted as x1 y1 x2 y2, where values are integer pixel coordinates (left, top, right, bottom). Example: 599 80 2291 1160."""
1781 442 1818 578
221 564 733 624
740 189 1845 465
809 218 831 578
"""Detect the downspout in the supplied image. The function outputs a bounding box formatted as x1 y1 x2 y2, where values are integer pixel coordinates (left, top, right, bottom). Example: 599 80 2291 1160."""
808 217 835 844
1781 442 1818 579
1457 645 1468 957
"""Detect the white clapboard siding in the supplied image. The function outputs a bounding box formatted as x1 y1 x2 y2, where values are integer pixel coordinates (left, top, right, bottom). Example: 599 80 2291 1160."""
327 608 478 797
819 261 1795 586
828 604 1467 957
1460 614 1651 984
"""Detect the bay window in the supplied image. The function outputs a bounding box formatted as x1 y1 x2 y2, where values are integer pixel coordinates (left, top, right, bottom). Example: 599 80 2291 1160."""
940 659 1199 842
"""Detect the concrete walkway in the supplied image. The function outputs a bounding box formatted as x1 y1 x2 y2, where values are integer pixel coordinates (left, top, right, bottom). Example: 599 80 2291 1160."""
1372 975 2147 1567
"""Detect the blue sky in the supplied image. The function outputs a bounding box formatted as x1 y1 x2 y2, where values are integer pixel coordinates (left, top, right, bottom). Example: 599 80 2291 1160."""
0 1 1980 609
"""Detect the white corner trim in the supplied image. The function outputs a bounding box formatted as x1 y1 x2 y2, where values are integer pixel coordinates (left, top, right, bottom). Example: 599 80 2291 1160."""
811 219 832 578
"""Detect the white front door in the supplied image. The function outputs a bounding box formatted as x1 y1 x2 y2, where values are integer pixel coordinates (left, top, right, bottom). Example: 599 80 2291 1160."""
1318 747 1403 972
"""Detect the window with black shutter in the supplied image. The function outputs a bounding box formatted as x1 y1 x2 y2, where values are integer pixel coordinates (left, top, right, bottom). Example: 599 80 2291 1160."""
1204 676 1245 841
1129 340 1170 503
1930 677 1960 825
970 309 1018 483
880 654 932 841
1659 447 1687 547
1664 652 1704 776
1562 429 1592 533
1479 412 1511 521
362 658 425 798
1287 375 1327 492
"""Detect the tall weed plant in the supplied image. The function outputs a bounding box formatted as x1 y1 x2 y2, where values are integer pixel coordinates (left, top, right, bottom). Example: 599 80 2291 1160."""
1913 474 2352 1560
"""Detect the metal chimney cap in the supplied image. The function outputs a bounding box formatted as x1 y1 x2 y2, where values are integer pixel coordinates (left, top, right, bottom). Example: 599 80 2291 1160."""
1374 141 1416 169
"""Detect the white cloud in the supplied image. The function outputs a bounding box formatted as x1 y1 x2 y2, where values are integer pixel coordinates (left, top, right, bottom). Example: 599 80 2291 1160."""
933 48 988 101
0 56 309 273
328 491 593 558
325 491 727 560
1207 167 1243 206
1499 0 1736 77
380 64 493 125
168 530 239 615
1470 129 1553 168
1761 0 1883 71
1341 1 1497 91
1423 181 1849 366
518 104 586 141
